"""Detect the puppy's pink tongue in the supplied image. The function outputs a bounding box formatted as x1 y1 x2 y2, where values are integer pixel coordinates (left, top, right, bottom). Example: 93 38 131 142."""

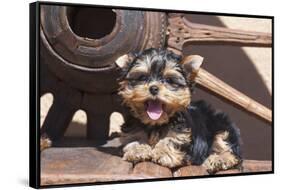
147 101 163 120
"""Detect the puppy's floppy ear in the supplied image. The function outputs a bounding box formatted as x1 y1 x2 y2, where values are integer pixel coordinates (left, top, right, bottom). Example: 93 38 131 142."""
115 53 135 69
180 55 204 74
180 55 204 81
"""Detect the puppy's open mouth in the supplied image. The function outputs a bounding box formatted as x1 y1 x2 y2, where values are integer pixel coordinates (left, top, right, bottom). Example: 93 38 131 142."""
146 100 163 120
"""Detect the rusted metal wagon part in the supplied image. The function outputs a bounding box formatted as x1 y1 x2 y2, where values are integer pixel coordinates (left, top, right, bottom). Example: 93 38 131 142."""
40 5 167 143
167 13 272 54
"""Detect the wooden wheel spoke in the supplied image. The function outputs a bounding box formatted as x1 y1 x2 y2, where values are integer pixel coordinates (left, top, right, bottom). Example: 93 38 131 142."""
41 82 82 140
167 13 272 53
41 96 77 140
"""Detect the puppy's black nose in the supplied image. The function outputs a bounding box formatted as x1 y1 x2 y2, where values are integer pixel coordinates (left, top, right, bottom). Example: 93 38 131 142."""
149 85 159 95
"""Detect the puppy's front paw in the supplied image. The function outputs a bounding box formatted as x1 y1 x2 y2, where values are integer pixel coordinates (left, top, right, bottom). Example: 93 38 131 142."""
151 147 184 168
203 152 239 174
122 142 152 163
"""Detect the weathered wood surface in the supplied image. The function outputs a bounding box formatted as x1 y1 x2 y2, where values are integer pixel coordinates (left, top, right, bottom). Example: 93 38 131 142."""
173 165 208 177
133 162 172 178
41 147 272 186
167 13 272 54
41 6 166 69
174 160 272 177
41 147 133 185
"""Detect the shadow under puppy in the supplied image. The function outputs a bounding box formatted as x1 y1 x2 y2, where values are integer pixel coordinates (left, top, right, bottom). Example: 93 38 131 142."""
116 48 242 173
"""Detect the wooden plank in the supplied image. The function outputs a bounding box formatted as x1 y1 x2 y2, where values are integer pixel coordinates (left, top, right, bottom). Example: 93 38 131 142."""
133 162 172 178
174 160 272 177
41 147 272 185
173 166 208 177
41 147 133 185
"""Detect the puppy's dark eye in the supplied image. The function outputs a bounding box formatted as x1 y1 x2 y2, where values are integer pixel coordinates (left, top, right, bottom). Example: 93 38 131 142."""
137 74 148 81
165 77 176 84
164 76 187 88
126 72 148 82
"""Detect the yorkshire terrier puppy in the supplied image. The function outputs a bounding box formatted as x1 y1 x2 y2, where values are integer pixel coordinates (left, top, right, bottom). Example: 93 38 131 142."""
116 48 242 173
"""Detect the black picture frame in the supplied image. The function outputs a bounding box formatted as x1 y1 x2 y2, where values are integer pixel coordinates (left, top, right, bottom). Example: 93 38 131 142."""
30 1 274 188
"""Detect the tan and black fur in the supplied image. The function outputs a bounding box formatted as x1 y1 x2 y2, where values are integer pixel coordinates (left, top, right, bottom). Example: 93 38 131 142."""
117 48 242 173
